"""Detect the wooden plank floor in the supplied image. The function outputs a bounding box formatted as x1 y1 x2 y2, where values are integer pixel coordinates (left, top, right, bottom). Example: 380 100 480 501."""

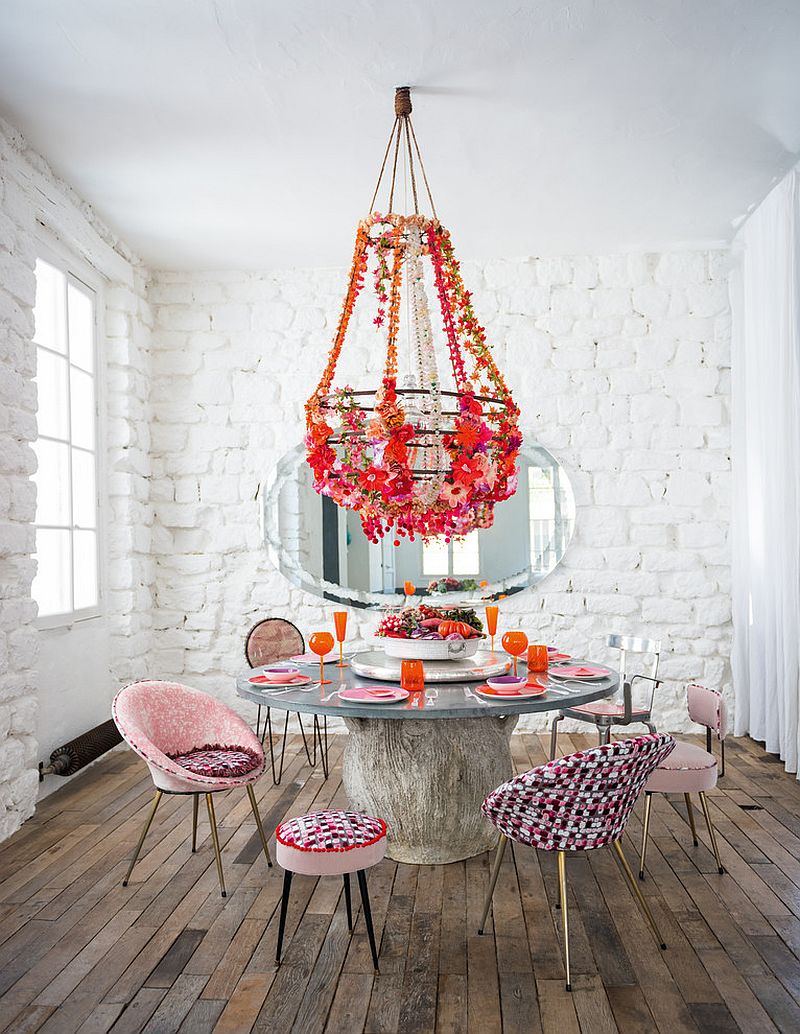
1 733 800 1033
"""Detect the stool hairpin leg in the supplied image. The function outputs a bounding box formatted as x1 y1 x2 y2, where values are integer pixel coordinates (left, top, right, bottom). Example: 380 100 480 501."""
265 709 290 786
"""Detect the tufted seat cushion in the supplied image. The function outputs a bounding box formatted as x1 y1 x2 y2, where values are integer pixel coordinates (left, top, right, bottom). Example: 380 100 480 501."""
645 741 718 794
168 745 262 779
276 810 387 876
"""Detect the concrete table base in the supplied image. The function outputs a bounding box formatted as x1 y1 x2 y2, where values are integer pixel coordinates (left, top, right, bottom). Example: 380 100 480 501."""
343 715 519 864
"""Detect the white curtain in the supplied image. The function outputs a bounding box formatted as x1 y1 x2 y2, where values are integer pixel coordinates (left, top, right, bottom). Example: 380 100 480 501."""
731 167 800 775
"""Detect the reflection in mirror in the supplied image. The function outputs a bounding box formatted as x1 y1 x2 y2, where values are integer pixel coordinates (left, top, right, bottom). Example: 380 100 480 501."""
262 443 576 609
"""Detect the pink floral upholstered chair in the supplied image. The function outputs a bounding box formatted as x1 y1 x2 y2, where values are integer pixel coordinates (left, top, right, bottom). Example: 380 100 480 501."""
113 680 272 897
638 684 727 880
479 733 675 991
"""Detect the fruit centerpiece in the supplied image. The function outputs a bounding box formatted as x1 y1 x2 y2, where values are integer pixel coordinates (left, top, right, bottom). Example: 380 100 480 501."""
375 604 485 661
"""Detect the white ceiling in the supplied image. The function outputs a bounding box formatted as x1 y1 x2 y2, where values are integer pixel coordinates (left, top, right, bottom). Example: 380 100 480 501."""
1 1 799 270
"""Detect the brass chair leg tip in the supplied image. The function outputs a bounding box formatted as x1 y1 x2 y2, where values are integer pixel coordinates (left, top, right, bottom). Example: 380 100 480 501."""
221 891 227 898
660 942 667 950
477 927 484 935
267 861 273 868
718 866 725 874
122 880 128 887
565 983 572 992
638 871 645 881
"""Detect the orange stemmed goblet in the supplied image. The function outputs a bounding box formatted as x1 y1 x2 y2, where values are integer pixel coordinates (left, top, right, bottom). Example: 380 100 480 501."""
333 611 348 667
309 631 335 685
485 605 499 653
502 631 529 676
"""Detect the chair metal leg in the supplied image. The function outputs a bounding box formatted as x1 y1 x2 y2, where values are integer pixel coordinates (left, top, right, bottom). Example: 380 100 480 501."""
685 793 699 846
639 792 653 880
478 835 508 934
265 709 290 786
699 791 725 874
356 869 379 972
246 784 272 867
314 715 329 779
646 722 657 735
599 725 612 746
298 714 314 766
612 839 666 950
191 793 199 853
557 851 571 991
344 873 353 931
720 739 725 778
123 790 163 885
549 713 563 760
205 793 226 897
276 870 293 964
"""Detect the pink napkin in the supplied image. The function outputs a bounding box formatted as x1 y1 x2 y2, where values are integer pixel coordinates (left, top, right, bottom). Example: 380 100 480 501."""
556 665 607 677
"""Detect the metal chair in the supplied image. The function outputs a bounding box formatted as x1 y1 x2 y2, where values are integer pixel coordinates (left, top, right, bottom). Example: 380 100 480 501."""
245 617 328 784
479 734 676 991
549 633 661 759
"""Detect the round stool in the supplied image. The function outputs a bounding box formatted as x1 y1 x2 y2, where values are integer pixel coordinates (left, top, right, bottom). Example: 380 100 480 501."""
275 809 387 970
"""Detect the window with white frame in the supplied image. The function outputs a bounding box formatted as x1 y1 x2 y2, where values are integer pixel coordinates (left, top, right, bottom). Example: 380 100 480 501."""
31 257 100 620
422 531 480 577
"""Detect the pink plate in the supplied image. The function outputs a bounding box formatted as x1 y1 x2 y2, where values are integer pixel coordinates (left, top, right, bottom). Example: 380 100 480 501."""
548 652 572 661
249 674 312 688
475 682 548 699
338 686 409 704
549 665 609 680
291 652 338 665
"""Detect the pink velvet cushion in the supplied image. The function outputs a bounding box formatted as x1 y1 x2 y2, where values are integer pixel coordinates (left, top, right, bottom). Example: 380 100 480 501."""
645 741 718 793
168 745 261 779
564 700 650 719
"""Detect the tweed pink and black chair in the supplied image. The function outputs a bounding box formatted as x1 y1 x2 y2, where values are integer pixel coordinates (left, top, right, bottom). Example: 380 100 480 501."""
639 684 727 880
245 617 328 784
113 680 272 897
549 633 662 758
479 733 675 991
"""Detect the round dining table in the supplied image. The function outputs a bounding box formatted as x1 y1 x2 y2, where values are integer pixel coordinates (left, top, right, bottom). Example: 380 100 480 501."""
236 654 618 865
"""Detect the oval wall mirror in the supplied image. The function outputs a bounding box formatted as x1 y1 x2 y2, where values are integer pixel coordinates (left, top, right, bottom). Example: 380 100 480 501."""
262 442 576 609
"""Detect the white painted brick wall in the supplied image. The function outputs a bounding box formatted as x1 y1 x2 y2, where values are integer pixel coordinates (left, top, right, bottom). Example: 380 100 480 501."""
149 249 732 733
0 118 153 836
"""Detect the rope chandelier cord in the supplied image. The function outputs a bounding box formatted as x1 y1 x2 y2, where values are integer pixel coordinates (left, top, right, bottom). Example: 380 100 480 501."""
304 87 522 544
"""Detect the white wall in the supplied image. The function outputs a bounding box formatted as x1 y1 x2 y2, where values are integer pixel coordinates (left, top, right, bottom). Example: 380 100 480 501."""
148 250 732 731
0 117 153 828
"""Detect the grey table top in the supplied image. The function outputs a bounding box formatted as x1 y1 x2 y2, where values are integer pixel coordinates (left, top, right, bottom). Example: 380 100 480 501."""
235 655 618 721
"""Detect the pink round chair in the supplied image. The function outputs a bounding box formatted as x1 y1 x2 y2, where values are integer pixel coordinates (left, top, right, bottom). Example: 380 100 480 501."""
479 733 675 991
112 680 272 897
274 809 387 971
639 684 727 880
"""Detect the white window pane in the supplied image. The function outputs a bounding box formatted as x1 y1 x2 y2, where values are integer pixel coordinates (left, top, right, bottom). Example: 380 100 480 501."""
35 347 69 440
33 439 71 525
33 529 71 617
453 532 480 575
73 530 98 610
33 260 67 353
71 449 96 528
70 367 95 451
68 282 95 372
422 537 449 576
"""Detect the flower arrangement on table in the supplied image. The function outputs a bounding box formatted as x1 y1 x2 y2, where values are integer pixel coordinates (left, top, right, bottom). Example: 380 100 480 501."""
376 604 484 642
304 213 522 544
427 576 482 594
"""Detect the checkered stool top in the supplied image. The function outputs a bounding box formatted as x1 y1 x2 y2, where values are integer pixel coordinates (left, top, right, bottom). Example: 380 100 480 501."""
276 810 387 853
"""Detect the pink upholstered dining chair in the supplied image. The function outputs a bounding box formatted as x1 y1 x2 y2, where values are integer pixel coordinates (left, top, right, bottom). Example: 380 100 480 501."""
113 680 272 897
549 633 661 758
479 733 675 991
638 684 726 880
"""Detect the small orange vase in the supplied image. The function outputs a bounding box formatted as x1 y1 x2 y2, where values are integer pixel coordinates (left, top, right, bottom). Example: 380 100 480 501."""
400 659 425 693
527 644 548 674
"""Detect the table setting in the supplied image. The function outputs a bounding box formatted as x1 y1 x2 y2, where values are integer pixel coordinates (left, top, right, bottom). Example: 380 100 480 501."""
236 604 617 863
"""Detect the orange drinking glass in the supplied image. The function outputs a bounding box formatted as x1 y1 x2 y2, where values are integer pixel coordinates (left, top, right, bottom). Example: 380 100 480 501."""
333 611 348 667
502 631 528 676
527 643 548 675
309 631 335 685
400 659 425 693
485 605 499 653
403 580 416 599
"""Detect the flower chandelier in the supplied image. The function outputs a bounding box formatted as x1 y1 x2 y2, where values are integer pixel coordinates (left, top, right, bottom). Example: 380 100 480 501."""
305 87 522 544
